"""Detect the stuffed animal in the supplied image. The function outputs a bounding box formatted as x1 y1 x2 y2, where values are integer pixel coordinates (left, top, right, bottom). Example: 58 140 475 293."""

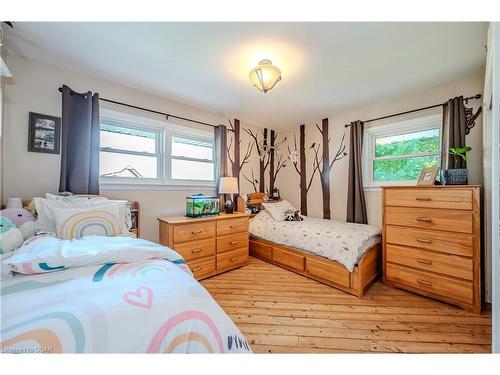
0 216 24 254
0 208 36 240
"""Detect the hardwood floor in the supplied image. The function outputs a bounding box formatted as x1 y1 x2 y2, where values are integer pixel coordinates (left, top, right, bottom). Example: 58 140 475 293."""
201 257 492 353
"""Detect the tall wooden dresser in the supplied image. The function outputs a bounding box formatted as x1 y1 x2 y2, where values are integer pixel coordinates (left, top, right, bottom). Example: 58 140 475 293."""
382 186 481 313
158 212 249 280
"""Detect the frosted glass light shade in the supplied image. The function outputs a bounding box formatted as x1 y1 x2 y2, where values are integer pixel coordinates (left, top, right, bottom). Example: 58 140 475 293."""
219 177 239 194
249 59 282 93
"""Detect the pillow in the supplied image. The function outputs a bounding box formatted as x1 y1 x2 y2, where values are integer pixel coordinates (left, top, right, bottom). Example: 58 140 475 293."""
52 205 128 240
262 200 297 221
34 197 131 233
45 193 108 202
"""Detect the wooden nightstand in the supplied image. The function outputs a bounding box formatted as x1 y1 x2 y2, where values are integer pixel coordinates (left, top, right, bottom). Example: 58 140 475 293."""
158 212 249 280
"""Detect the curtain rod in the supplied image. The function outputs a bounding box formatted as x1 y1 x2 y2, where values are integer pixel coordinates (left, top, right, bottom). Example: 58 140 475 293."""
344 94 482 127
57 87 232 131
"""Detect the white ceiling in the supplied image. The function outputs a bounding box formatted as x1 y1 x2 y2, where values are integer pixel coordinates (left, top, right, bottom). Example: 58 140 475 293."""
5 22 488 128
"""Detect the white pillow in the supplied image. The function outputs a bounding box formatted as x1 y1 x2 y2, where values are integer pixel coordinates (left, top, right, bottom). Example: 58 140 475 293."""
52 205 129 240
34 197 131 233
45 193 108 202
262 200 297 221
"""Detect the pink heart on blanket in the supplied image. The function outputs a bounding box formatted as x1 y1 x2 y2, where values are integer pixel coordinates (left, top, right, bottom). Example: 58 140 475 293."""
123 286 153 309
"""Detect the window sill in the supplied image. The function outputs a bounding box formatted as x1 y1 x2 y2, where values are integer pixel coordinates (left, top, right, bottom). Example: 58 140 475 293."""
100 181 217 192
364 180 419 191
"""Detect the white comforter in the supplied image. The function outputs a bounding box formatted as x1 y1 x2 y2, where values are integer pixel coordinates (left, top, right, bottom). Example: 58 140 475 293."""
1 234 250 353
249 211 380 271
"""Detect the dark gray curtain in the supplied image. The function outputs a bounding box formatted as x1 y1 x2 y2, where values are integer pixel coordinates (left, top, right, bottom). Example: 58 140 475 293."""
346 120 367 224
214 125 228 199
441 96 467 170
59 85 100 194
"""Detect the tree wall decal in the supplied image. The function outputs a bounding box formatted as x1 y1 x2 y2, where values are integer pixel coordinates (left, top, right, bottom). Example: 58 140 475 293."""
287 124 321 215
314 118 347 219
243 169 259 192
244 127 269 192
227 118 253 200
269 129 287 193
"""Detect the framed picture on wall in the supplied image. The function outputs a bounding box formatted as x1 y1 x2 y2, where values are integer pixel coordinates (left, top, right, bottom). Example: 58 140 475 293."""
417 167 440 186
28 112 61 154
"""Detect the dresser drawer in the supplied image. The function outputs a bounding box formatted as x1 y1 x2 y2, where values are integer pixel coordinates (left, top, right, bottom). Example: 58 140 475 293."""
272 247 305 272
174 238 215 261
385 206 472 234
188 257 216 279
385 188 472 210
217 233 249 253
386 263 473 304
217 217 249 236
216 247 248 271
173 222 215 243
386 244 473 280
306 257 350 288
385 225 473 257
250 239 272 260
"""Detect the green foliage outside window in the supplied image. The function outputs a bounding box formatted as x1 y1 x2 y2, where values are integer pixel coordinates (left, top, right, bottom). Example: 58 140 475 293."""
374 135 440 181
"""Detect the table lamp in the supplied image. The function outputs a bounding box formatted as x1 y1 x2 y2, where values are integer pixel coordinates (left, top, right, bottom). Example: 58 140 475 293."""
219 177 239 214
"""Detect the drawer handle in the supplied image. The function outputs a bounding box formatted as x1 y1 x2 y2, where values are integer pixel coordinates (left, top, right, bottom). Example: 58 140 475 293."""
416 196 431 201
191 230 203 234
417 238 432 244
191 248 202 253
229 256 239 261
192 267 202 272
417 279 432 287
416 258 433 265
230 224 241 228
416 217 432 223
229 240 238 245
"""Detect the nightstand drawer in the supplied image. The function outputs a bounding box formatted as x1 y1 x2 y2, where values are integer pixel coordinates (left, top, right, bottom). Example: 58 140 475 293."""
217 217 248 236
386 244 473 280
174 238 215 261
173 222 215 243
216 247 248 271
385 206 472 234
217 233 249 253
385 188 472 210
386 263 473 304
188 257 215 279
385 225 473 257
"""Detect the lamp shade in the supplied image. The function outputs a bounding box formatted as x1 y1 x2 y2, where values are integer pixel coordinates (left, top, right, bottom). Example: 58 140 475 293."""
219 177 239 194
249 59 282 94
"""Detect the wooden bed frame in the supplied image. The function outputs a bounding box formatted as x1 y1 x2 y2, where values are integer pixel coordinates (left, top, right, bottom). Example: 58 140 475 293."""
238 194 381 297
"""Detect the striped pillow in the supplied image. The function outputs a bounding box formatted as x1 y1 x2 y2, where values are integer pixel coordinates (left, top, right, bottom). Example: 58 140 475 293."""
52 205 124 240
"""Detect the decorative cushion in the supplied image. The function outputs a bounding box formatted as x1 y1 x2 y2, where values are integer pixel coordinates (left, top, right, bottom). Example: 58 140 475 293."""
34 197 131 233
262 200 297 221
52 205 125 240
284 209 303 221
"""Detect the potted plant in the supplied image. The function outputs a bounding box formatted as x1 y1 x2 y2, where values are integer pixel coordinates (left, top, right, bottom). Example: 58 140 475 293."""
441 146 471 185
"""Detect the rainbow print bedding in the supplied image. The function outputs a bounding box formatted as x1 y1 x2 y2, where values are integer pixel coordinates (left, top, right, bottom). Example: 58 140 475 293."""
0 234 250 353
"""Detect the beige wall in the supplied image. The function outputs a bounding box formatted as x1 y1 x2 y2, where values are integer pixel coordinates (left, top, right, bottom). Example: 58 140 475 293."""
1 55 265 242
276 70 485 229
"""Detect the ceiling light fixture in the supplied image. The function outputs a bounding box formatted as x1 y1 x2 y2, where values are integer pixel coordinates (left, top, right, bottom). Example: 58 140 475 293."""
249 59 281 93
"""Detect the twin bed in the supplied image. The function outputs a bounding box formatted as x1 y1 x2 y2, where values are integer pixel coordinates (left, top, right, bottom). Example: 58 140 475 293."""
1 194 381 353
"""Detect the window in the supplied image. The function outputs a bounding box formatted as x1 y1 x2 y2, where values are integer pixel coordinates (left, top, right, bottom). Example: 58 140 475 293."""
99 110 215 187
363 114 441 187
171 136 214 181
100 123 160 180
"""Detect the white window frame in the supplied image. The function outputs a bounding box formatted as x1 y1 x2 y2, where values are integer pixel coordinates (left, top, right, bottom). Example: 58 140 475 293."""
362 114 442 189
99 109 216 190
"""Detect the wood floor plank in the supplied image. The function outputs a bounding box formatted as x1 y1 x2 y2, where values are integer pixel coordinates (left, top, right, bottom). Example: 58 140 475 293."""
201 257 491 353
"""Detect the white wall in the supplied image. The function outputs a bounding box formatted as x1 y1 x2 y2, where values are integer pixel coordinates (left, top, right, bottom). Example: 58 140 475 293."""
277 70 485 229
1 55 265 242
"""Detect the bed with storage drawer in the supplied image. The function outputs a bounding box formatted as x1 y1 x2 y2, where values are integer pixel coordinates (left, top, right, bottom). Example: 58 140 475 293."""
382 185 481 313
239 196 381 297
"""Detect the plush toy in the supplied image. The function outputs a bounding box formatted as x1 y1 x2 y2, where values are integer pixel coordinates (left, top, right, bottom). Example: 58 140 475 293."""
0 216 24 254
1 208 36 240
